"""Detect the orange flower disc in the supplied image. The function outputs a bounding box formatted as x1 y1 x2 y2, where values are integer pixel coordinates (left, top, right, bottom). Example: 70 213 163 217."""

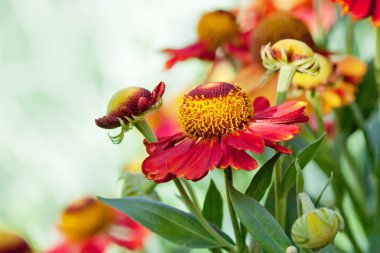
179 82 252 138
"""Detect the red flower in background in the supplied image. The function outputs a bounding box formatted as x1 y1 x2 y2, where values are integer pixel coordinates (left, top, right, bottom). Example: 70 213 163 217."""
163 10 250 69
333 0 380 26
46 197 149 253
142 82 308 183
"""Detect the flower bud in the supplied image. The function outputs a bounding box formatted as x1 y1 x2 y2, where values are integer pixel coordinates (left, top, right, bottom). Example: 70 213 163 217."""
291 207 344 250
261 39 319 75
96 82 165 143
0 232 32 253
285 246 298 253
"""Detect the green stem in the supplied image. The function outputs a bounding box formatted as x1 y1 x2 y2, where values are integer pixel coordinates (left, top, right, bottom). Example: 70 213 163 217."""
295 159 304 217
345 20 354 55
135 119 157 143
276 65 297 104
274 160 286 228
308 90 325 134
375 27 380 96
173 178 236 252
224 168 246 252
182 179 201 210
349 103 377 171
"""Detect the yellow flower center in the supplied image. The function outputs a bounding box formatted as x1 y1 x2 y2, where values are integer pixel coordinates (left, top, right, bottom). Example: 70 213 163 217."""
179 82 252 138
197 11 239 50
59 198 115 242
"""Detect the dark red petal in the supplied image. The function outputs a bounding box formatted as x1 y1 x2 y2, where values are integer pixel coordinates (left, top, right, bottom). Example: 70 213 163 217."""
80 236 110 253
151 82 166 104
265 141 292 154
162 42 215 69
219 139 258 170
168 138 223 181
144 132 186 154
249 122 300 143
226 130 265 154
373 0 380 25
95 116 122 129
142 138 194 183
137 97 150 112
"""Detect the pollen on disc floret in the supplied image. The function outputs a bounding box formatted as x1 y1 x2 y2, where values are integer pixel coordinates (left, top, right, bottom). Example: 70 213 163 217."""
179 82 252 138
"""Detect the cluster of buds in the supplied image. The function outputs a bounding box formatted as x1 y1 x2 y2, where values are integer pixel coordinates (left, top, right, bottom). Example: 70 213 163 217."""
291 193 344 251
95 82 165 144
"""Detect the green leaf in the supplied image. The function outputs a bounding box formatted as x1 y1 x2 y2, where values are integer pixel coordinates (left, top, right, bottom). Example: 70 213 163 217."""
245 153 281 200
100 197 231 248
229 187 292 253
202 180 223 228
281 133 326 196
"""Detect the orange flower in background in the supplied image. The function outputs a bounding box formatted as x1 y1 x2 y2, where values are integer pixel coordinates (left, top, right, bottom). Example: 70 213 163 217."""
163 10 250 69
333 0 380 26
0 232 32 253
142 82 308 183
47 197 149 253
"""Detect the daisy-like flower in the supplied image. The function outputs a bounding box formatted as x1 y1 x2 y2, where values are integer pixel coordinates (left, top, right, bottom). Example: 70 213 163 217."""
142 82 308 183
47 197 149 253
333 0 380 26
163 10 250 69
95 82 165 144
0 232 32 253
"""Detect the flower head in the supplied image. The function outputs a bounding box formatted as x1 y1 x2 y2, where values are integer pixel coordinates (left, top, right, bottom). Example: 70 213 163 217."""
0 232 32 253
142 82 308 183
333 0 380 26
48 197 149 253
95 82 165 143
250 12 316 63
197 11 239 50
291 207 344 250
261 39 319 75
163 11 249 69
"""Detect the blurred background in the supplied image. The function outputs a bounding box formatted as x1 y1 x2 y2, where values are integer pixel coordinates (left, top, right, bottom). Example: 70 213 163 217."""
0 0 376 252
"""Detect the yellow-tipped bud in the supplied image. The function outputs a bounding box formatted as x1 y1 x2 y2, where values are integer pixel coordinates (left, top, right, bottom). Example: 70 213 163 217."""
261 39 319 75
291 207 344 250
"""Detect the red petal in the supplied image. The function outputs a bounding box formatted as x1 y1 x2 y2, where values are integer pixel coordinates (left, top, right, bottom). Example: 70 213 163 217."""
168 138 223 181
46 242 71 253
254 99 308 124
219 139 258 170
373 0 380 25
249 122 300 143
226 130 265 154
265 141 292 154
151 81 166 104
253 96 270 111
162 42 215 69
142 138 194 183
347 0 372 19
144 132 186 154
80 236 110 253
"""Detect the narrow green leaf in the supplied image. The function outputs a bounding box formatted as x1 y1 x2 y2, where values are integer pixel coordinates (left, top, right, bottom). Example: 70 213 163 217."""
100 197 231 248
202 180 223 228
281 133 326 196
229 187 292 253
245 153 281 200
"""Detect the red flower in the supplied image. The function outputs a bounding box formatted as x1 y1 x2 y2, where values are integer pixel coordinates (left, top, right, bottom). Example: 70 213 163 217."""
333 0 380 26
163 10 250 69
142 82 308 183
46 197 149 253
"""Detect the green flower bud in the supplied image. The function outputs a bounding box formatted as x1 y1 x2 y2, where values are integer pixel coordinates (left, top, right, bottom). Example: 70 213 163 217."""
291 207 344 250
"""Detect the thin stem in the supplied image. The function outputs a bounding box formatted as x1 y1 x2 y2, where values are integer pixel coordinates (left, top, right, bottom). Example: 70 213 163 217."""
224 168 246 252
182 179 201 210
173 178 236 252
308 90 325 134
375 27 380 96
276 65 297 104
345 20 354 55
135 119 157 143
295 159 304 217
274 160 286 228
